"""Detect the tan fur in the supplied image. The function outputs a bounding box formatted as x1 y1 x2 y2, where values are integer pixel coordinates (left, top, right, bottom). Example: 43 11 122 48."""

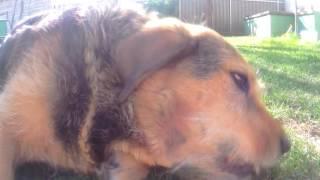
0 38 93 176
79 100 97 168
108 26 287 178
0 7 288 180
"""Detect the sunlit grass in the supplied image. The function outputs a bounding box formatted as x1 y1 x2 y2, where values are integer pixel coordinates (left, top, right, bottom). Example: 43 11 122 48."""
271 130 320 180
227 36 320 123
227 36 320 180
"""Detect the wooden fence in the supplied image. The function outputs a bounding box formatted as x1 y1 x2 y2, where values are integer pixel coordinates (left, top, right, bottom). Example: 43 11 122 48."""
178 0 286 35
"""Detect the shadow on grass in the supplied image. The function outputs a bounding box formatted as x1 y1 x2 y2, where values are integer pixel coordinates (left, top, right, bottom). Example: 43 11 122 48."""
239 44 317 52
238 46 320 75
232 39 320 179
237 45 320 95
236 45 320 122
257 67 320 96
16 162 97 180
270 132 320 180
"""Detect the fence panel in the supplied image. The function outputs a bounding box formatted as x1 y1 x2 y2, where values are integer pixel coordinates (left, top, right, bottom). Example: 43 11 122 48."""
179 0 285 35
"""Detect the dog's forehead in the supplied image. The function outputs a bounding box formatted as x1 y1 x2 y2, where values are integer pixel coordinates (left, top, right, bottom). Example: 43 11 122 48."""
190 24 240 59
183 24 243 78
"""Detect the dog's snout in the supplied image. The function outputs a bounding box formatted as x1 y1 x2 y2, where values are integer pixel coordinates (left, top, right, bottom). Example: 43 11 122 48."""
280 135 290 154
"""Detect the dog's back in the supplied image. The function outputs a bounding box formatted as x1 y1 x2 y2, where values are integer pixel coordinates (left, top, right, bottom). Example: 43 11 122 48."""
0 6 289 180
0 6 150 178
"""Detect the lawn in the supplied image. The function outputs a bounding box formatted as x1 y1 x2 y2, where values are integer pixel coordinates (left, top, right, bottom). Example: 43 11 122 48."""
227 36 320 180
16 36 320 179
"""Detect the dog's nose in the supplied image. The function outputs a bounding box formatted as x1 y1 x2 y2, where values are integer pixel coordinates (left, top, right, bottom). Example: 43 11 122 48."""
280 135 291 154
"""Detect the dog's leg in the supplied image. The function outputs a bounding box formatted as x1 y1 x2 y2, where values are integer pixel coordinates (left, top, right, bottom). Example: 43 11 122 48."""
0 127 16 180
99 152 149 180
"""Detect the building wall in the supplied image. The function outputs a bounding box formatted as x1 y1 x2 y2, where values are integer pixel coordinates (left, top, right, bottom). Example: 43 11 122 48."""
254 15 271 38
298 13 320 41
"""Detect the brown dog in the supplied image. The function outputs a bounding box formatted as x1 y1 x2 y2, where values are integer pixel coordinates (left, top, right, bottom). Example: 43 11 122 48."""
0 5 289 180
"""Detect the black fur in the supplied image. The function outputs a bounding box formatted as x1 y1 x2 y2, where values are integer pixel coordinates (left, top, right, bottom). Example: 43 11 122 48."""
88 105 132 165
191 50 219 79
191 37 239 79
51 8 91 151
49 7 135 162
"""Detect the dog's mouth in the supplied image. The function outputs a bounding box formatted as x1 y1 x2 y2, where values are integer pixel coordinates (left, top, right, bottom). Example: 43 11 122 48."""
214 142 261 178
149 164 257 180
220 161 256 178
148 163 260 180
216 153 257 178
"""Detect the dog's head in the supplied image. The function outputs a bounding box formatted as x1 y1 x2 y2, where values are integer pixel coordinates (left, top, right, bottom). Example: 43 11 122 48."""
113 17 290 179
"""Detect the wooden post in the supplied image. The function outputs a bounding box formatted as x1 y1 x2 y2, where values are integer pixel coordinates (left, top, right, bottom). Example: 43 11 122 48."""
294 0 298 35
229 0 232 35
11 0 18 28
206 0 213 28
179 0 181 19
19 0 24 20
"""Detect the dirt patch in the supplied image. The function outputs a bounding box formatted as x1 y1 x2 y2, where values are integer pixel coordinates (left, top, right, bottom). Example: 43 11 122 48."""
284 119 320 152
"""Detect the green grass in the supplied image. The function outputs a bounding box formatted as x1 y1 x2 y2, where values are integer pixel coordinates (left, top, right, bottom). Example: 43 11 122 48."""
227 36 320 123
270 130 320 180
17 36 320 179
227 35 320 180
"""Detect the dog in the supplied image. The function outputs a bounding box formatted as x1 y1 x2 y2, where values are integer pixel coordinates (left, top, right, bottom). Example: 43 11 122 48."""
0 5 290 180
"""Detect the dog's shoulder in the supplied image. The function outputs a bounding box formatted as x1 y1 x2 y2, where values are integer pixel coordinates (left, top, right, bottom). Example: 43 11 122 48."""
0 17 42 92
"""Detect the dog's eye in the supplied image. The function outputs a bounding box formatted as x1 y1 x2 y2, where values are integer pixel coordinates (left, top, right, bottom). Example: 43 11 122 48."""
231 72 249 93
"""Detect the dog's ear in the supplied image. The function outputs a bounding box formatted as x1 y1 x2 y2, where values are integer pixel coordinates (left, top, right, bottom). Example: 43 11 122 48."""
12 11 48 33
116 20 197 102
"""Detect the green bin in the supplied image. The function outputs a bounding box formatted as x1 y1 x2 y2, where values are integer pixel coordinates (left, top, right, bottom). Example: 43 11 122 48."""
0 19 8 41
298 12 320 41
245 11 294 38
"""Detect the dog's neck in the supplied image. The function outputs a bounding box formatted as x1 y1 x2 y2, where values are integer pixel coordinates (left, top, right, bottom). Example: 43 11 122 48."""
82 8 150 165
